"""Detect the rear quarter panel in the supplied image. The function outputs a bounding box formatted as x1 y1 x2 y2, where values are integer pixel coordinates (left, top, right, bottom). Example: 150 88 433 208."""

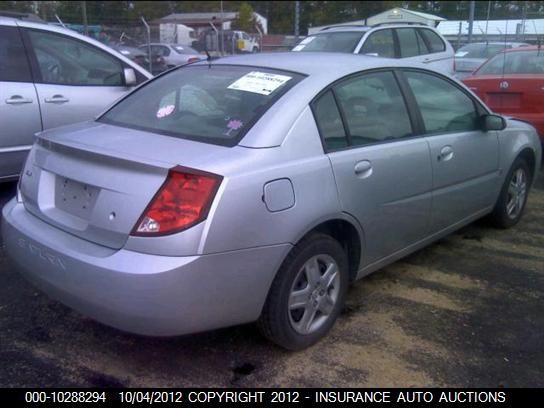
200 107 345 254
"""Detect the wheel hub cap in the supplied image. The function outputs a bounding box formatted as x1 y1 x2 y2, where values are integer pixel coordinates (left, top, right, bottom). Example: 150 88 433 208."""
288 254 341 335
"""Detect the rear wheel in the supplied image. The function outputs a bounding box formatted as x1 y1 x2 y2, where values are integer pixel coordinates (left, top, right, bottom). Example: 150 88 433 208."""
490 157 531 228
258 233 349 350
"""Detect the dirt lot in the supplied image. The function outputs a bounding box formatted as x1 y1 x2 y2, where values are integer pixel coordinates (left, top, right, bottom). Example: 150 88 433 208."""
1 171 543 388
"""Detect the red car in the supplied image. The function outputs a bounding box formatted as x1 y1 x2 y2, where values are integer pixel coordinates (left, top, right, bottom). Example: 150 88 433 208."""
463 46 544 145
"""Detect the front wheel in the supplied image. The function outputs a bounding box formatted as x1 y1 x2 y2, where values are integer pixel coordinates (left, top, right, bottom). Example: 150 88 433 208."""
258 233 349 350
490 157 531 228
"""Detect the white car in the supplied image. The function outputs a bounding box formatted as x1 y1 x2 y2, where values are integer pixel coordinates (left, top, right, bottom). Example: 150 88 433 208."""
138 43 204 69
293 24 455 76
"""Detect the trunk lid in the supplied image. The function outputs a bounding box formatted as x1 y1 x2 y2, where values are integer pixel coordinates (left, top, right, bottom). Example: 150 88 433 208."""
464 75 544 114
19 122 230 249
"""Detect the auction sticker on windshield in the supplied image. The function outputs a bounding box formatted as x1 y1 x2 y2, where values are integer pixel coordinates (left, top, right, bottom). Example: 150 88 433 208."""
227 71 292 95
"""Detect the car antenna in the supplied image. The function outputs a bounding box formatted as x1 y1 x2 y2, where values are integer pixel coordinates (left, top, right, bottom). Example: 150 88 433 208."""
205 49 212 68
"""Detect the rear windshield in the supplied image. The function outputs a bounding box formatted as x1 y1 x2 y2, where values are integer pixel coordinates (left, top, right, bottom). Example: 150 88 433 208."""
476 50 544 75
292 32 365 53
173 45 199 54
100 65 304 146
455 43 507 59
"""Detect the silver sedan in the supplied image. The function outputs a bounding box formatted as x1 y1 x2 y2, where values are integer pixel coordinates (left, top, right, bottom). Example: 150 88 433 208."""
2 52 541 350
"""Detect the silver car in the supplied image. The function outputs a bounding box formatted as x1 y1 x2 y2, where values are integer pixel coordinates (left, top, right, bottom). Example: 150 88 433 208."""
0 17 152 181
454 41 530 79
138 43 204 68
292 24 455 76
2 53 541 350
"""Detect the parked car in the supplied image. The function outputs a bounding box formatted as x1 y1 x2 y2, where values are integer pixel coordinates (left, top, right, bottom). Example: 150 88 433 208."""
292 24 455 75
462 46 544 147
193 29 260 54
0 17 152 181
454 41 530 79
138 43 204 68
111 44 167 75
3 53 541 350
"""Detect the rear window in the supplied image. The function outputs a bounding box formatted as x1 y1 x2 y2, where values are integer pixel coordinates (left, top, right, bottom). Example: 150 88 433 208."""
477 50 544 75
455 43 506 59
292 32 365 53
100 65 304 146
173 45 199 55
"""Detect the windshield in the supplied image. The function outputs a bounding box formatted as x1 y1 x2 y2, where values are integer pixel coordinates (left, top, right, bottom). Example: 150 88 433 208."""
455 43 507 59
100 65 304 146
476 50 544 75
292 32 365 53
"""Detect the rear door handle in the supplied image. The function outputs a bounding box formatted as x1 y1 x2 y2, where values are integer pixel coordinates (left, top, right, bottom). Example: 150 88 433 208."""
5 95 33 105
44 95 70 104
354 160 373 179
438 145 454 161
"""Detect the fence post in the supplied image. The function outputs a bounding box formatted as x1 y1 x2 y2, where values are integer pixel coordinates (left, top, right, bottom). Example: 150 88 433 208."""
141 16 152 73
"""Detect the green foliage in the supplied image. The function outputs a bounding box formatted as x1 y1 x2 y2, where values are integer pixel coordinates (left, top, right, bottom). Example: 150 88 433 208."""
231 2 258 32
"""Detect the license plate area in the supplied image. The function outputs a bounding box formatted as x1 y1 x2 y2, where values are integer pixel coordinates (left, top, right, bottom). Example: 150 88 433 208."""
486 92 521 109
55 176 98 219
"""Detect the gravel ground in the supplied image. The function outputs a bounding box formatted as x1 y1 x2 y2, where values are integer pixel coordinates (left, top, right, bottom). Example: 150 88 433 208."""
0 170 543 387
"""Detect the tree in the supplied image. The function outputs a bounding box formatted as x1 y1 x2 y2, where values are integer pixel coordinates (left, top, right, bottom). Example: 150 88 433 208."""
231 2 258 32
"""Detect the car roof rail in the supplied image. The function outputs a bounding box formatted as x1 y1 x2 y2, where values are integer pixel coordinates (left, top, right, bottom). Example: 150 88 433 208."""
320 24 369 31
371 21 428 28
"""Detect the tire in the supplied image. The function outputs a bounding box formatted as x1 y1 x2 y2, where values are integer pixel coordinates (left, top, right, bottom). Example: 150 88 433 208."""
252 47 258 53
490 157 532 228
258 233 349 350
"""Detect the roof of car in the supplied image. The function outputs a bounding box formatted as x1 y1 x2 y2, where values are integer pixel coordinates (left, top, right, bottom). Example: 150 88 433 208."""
199 51 428 78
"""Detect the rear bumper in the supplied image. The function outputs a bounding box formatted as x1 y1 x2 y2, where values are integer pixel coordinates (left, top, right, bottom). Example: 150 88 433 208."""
2 198 291 336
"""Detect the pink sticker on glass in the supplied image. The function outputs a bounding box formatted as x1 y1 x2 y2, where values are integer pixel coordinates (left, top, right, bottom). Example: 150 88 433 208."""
224 119 243 136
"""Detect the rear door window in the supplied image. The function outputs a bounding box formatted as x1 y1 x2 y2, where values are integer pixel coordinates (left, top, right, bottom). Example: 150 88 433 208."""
359 29 395 58
418 29 445 53
100 65 304 146
333 71 413 146
396 28 425 58
312 90 348 151
0 26 32 82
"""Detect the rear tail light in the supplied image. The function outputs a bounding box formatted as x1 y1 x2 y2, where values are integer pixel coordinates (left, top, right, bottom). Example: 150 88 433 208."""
187 57 200 64
131 166 222 236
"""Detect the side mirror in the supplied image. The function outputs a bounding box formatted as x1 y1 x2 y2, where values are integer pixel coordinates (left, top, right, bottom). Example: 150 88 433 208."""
123 68 137 87
481 114 506 131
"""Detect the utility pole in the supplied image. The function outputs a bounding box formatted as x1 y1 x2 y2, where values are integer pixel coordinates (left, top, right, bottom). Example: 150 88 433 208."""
82 1 88 36
294 0 300 42
467 0 475 43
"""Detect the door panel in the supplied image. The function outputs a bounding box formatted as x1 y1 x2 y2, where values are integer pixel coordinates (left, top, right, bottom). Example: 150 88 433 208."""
315 70 432 266
403 70 500 233
329 140 432 265
35 84 131 129
0 26 41 178
426 131 499 231
0 82 42 177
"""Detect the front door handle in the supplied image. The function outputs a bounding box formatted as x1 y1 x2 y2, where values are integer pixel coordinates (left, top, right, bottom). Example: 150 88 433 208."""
5 95 33 105
354 160 373 179
438 145 454 161
44 95 70 104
